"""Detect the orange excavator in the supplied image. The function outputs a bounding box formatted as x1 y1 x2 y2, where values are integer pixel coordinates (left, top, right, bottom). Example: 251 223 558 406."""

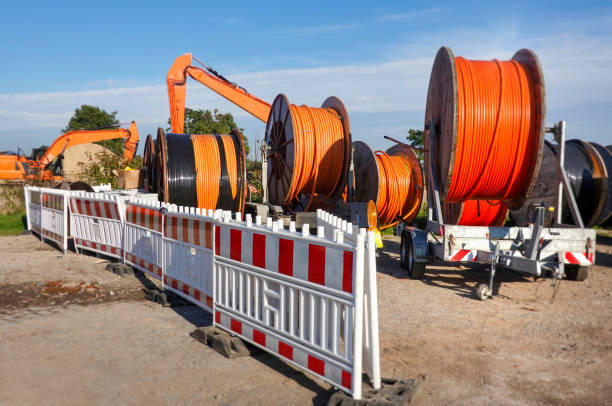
0 121 139 181
167 53 271 133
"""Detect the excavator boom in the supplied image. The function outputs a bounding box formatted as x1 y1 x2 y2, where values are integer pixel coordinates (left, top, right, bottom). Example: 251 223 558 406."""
39 121 139 166
167 53 271 133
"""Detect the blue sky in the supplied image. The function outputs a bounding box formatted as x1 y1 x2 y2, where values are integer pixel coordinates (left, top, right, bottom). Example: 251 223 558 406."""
1 1 611 157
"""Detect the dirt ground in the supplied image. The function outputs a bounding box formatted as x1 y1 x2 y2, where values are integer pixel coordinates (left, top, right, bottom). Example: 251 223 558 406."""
1 233 611 405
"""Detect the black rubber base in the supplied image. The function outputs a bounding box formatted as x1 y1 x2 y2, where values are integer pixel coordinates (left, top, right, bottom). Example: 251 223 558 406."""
190 326 261 359
327 377 421 406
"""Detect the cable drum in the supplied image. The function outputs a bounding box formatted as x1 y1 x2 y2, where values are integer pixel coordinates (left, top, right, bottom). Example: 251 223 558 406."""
155 128 246 212
509 141 558 227
589 142 612 225
265 94 351 212
352 141 424 229
424 47 546 226
562 140 607 227
142 134 157 193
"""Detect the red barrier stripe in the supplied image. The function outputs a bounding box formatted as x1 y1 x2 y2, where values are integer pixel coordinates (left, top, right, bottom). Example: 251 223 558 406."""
308 244 326 285
342 251 353 293
308 355 325 376
172 216 178 240
193 220 200 246
278 341 293 360
253 329 266 346
341 371 352 390
253 233 266 268
230 229 242 261
230 319 242 334
182 218 189 244
278 239 294 276
215 226 220 255
205 222 212 249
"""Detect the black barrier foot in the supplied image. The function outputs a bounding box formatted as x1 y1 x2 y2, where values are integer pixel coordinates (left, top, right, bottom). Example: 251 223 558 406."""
105 263 134 276
327 377 421 406
190 326 261 359
145 288 160 303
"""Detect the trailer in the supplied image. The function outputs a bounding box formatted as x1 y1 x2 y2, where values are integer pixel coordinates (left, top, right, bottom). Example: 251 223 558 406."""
398 120 596 300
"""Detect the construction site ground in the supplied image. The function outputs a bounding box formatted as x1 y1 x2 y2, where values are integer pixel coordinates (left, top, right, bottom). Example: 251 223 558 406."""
1 233 610 405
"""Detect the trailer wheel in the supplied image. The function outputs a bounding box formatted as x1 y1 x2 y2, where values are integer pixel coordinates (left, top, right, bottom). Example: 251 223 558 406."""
401 230 425 279
476 284 491 301
565 265 589 281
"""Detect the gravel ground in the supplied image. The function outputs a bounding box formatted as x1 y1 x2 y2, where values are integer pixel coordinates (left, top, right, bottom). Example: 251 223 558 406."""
0 233 610 405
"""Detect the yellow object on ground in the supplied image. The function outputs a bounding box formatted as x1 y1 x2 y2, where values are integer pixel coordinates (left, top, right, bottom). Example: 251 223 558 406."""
375 229 383 249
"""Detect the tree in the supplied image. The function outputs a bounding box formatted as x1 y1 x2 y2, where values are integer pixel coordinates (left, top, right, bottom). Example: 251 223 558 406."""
63 105 123 156
168 108 250 156
407 128 424 162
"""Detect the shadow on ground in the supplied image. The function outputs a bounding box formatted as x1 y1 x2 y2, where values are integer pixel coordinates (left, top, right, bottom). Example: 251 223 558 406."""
379 236 535 300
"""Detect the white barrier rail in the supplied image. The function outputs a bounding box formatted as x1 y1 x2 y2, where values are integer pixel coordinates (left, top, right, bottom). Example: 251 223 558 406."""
24 186 69 253
214 212 380 399
69 192 125 258
24 186 42 236
162 205 216 312
124 199 165 280
317 209 381 388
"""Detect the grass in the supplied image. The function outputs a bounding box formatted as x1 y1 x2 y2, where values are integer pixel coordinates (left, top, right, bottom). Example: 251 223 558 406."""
0 212 27 236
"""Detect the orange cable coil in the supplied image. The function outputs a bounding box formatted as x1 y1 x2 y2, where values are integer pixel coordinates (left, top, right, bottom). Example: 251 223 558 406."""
426 48 544 227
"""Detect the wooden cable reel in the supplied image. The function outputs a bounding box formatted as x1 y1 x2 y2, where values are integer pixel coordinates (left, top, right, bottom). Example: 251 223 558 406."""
352 141 424 228
424 46 546 226
562 139 608 227
265 94 351 212
142 134 157 193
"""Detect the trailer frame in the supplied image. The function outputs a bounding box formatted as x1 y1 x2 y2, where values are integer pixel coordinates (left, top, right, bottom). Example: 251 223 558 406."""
398 120 596 299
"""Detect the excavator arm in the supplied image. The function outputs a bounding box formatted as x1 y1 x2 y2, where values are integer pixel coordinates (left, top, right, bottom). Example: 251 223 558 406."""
39 121 139 166
167 53 271 133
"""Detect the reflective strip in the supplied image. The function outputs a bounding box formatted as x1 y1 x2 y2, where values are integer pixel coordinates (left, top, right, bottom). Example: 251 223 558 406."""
450 249 477 261
216 311 352 392
564 252 593 265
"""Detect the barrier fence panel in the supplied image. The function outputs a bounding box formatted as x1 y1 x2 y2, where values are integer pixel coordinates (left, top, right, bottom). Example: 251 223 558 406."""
69 192 125 259
213 212 372 399
124 199 165 280
317 209 381 390
162 205 216 312
24 186 42 237
40 188 70 252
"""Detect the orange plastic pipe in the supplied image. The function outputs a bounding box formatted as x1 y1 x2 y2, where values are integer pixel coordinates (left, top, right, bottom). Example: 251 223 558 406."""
447 58 537 203
167 53 271 133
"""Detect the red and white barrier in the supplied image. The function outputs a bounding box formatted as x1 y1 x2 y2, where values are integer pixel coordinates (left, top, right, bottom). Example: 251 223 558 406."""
69 192 125 259
123 199 165 280
214 211 379 399
25 186 70 252
316 209 381 391
162 205 216 312
24 185 383 400
24 186 42 236
563 252 594 265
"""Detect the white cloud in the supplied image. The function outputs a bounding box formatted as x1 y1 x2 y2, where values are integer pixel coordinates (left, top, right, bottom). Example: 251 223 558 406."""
375 7 450 22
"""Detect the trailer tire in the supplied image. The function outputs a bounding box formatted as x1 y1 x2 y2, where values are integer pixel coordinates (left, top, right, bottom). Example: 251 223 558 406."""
565 265 589 281
401 231 425 279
